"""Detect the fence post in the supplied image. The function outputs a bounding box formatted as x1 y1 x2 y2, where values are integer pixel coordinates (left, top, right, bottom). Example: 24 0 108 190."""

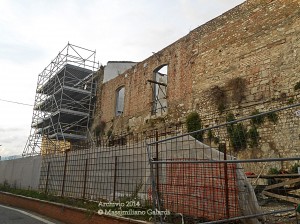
45 162 51 194
82 158 88 199
61 150 68 197
155 130 160 197
113 156 118 201
222 143 230 219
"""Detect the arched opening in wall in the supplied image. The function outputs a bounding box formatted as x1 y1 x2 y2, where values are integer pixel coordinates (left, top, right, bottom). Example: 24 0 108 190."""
151 64 168 116
115 86 125 116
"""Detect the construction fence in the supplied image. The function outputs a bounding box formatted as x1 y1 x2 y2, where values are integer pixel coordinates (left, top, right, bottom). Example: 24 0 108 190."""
38 103 300 223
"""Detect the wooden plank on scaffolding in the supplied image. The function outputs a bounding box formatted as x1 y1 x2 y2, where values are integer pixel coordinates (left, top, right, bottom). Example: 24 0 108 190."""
264 177 300 190
262 191 300 204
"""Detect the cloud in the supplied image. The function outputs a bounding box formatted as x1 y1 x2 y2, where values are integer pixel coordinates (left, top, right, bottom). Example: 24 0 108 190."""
0 0 245 156
0 128 22 133
0 132 27 156
0 42 46 63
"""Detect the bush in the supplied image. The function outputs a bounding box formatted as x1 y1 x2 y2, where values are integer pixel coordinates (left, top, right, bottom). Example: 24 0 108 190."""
186 112 203 141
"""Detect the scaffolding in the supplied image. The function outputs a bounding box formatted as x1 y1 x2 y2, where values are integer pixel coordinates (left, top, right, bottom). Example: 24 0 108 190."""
23 43 99 156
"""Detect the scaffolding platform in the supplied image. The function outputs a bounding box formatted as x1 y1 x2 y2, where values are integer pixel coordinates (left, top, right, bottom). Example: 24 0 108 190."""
23 43 99 156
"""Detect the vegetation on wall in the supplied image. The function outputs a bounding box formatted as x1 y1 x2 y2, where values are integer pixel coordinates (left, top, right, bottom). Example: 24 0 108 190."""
248 126 260 147
94 120 106 136
229 123 248 151
226 113 247 151
186 112 203 141
287 98 294 105
207 129 220 144
210 86 227 113
228 77 246 103
225 110 279 151
266 111 279 124
209 77 246 114
289 163 300 174
250 109 265 126
294 81 300 91
107 129 113 138
268 167 280 175
251 109 278 125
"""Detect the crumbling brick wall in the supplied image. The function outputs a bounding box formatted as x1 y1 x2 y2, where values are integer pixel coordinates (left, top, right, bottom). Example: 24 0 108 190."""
93 0 300 160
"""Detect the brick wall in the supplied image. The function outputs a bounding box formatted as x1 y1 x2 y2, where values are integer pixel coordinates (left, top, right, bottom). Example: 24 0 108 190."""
93 0 300 159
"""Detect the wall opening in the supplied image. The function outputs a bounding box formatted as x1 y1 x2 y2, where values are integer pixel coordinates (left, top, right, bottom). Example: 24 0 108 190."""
115 86 125 116
151 65 168 115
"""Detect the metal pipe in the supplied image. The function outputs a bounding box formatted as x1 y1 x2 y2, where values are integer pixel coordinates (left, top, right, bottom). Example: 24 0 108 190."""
45 162 51 194
113 156 118 201
82 158 88 199
155 130 160 198
61 151 68 197
151 156 300 164
146 144 163 224
223 144 230 219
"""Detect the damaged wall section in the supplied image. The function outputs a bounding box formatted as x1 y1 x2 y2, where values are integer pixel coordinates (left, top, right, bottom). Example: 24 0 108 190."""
92 0 300 160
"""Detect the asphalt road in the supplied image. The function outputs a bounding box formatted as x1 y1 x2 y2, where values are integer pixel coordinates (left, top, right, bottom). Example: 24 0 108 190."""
0 204 62 224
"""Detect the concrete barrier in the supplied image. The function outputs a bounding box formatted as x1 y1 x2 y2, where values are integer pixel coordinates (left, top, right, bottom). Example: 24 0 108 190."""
0 156 42 189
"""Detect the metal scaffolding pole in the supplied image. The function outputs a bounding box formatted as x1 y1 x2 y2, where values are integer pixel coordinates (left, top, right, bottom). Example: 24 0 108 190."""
23 43 99 156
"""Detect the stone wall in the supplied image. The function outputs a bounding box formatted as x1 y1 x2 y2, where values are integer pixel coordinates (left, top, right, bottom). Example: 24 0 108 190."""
92 0 300 161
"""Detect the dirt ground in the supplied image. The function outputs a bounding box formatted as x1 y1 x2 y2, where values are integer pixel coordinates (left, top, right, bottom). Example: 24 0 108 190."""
259 198 299 224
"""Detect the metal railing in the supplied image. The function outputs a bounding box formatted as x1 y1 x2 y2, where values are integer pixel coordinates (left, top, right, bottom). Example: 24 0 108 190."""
146 103 300 223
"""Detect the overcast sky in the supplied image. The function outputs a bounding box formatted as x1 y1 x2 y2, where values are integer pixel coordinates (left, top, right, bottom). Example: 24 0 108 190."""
0 0 244 157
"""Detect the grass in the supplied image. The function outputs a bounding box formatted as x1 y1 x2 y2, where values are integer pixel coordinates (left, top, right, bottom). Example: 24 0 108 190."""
0 181 99 212
0 181 153 221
